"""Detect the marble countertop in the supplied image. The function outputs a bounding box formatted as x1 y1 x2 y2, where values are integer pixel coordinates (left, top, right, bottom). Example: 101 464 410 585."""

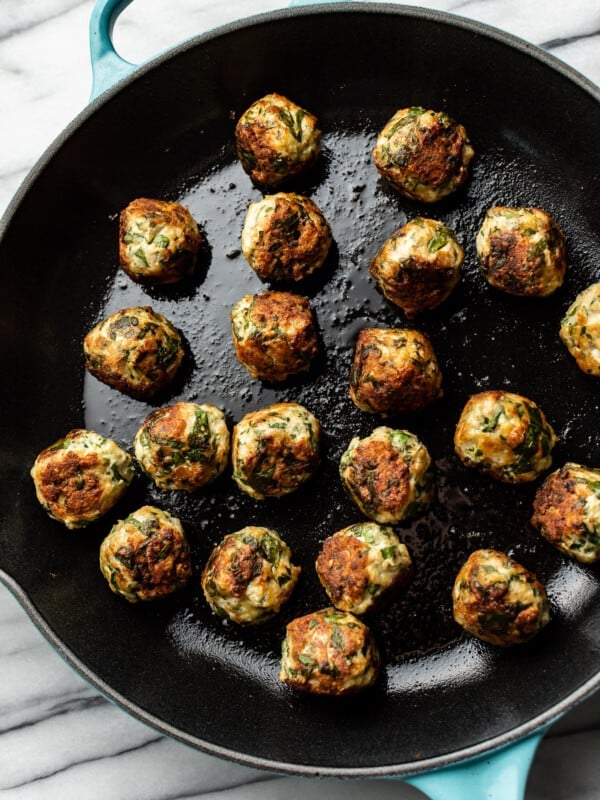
1 1 599 798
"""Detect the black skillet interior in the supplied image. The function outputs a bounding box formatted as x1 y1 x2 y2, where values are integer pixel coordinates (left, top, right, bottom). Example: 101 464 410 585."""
1 4 599 776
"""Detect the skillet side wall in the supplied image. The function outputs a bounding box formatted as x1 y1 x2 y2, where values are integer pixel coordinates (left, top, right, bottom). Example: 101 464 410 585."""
1 9 599 773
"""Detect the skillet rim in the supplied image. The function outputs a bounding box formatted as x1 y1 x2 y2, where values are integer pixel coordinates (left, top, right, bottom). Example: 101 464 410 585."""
1 1 599 778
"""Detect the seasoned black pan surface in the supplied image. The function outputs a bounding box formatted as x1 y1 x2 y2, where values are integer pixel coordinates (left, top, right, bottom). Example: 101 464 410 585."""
1 4 599 776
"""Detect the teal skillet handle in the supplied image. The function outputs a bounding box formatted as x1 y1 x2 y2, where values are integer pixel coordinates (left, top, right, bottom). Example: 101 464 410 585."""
88 0 550 793
89 0 137 100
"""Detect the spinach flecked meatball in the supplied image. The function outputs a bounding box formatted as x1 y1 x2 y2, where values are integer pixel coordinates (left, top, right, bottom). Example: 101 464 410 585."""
232 402 320 500
230 291 319 382
99 505 192 603
452 549 550 646
201 526 300 624
339 427 434 523
560 282 600 376
280 607 380 695
315 522 412 614
30 429 134 529
241 193 332 282
84 306 184 399
373 106 474 202
119 198 203 285
350 328 442 415
235 93 321 187
531 463 600 564
476 206 566 297
370 217 463 317
133 402 229 492
454 391 557 483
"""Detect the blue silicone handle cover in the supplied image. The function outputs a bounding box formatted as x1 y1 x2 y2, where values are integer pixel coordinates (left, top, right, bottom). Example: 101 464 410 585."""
87 1 551 797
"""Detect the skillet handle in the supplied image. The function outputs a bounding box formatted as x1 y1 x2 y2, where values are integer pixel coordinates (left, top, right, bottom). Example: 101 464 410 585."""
404 731 546 800
89 0 138 100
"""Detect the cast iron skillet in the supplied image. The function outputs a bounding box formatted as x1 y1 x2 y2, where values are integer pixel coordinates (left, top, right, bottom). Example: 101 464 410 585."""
1 1 599 792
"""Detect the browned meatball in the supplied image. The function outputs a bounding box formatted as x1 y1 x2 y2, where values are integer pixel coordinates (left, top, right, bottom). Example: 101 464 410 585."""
476 207 567 297
230 291 319 382
99 505 193 603
349 328 442 415
119 198 203 285
373 107 474 202
83 306 184 400
370 217 463 317
241 193 332 283
452 549 550 646
315 522 412 614
30 429 134 529
531 463 600 564
279 608 380 695
235 93 321 187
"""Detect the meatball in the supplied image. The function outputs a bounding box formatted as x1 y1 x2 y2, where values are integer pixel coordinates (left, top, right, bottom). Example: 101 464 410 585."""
232 402 320 500
454 391 557 483
349 328 442 415
99 505 192 602
560 282 600 376
370 217 463 317
452 549 550 646
230 291 319 382
119 197 203 285
279 607 380 695
83 306 184 400
476 206 567 297
235 93 321 187
531 462 600 564
241 193 332 282
30 429 134 529
133 402 229 492
339 427 434 523
201 526 300 624
372 106 474 203
315 522 412 614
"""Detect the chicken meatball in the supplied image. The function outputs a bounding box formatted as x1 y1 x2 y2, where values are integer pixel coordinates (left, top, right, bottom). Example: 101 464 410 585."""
133 402 229 492
232 402 320 500
339 427 434 523
531 463 600 564
560 282 600 376
230 291 319 382
373 106 474 203
30 429 134 530
235 93 321 187
241 193 332 283
349 328 442 415
370 217 463 317
315 522 412 615
279 607 380 695
83 306 184 400
476 206 567 297
119 198 203 285
454 391 557 483
99 505 192 602
201 526 300 624
452 549 550 646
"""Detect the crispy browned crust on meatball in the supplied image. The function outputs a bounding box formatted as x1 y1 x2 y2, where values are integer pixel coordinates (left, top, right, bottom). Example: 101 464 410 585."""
485 231 565 296
344 437 411 515
119 198 202 285
316 537 370 607
207 536 260 597
36 446 104 518
349 329 442 415
83 307 184 400
235 94 320 187
231 291 319 381
453 549 549 646
280 608 379 695
377 260 459 318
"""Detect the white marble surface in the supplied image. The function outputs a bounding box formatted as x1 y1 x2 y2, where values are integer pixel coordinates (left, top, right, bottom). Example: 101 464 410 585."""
1 1 599 798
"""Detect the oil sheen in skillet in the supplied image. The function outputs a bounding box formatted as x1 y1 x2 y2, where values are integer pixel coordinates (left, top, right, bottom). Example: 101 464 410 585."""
83 121 600 691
